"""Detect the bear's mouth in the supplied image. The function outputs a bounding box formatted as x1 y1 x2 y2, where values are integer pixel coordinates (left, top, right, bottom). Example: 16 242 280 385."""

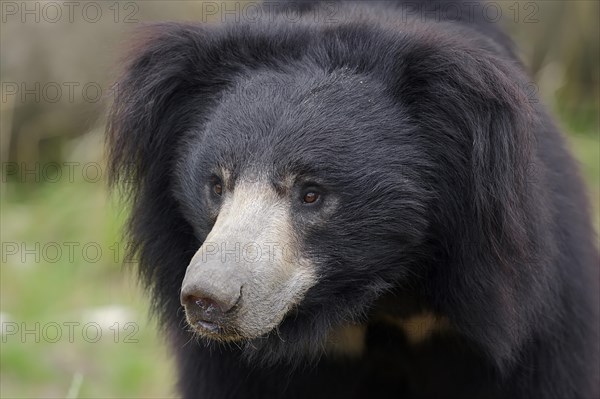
187 316 246 342
196 320 220 334
184 301 246 341
184 301 305 343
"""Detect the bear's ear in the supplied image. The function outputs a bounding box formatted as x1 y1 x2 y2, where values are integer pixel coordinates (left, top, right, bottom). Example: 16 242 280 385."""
107 23 222 191
107 21 305 190
389 35 550 369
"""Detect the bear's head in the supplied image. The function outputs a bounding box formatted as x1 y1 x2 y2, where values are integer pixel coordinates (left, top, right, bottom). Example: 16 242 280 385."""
174 67 430 345
108 20 545 366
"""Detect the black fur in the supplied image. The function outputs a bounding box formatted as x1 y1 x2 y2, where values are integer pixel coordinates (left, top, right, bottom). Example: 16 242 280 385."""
107 1 599 398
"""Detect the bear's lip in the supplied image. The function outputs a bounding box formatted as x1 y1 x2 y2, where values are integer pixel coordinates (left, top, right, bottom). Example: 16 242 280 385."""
196 320 221 334
188 317 247 342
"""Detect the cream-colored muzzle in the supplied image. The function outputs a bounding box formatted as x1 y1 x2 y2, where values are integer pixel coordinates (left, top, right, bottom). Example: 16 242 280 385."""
180 178 317 339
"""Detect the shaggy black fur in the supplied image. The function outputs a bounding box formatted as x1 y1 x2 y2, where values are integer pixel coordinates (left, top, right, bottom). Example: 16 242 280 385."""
107 1 599 398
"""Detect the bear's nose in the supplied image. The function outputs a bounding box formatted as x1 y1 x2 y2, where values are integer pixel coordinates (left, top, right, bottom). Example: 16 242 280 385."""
180 282 241 331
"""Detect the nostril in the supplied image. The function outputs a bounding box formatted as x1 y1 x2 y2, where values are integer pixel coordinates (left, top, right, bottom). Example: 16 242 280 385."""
180 284 242 333
180 285 241 311
180 281 242 329
181 292 234 325
192 295 220 315
181 294 227 333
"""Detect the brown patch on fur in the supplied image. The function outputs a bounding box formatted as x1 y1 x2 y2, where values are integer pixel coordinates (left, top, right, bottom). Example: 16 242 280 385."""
382 313 450 345
326 324 367 357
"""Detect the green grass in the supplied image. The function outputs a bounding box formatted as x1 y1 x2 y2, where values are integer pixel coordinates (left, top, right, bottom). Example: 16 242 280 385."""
568 133 600 232
1 180 175 398
0 131 597 398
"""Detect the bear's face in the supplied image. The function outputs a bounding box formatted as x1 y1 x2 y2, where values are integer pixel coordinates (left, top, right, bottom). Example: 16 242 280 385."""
174 68 432 343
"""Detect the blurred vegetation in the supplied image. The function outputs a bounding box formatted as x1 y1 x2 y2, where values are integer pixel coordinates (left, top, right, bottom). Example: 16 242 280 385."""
506 0 599 135
1 180 176 398
1 1 598 398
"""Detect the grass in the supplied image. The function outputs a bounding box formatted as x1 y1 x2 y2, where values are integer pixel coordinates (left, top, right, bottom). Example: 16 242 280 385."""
0 131 597 398
568 133 600 232
1 180 176 398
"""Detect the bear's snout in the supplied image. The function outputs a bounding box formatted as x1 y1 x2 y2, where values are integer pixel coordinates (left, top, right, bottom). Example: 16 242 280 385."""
180 281 242 334
179 178 317 341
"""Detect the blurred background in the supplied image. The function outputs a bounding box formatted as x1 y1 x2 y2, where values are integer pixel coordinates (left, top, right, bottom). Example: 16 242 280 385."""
1 1 598 397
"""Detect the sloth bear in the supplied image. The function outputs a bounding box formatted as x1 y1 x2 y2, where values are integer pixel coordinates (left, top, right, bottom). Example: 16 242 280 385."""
107 1 599 398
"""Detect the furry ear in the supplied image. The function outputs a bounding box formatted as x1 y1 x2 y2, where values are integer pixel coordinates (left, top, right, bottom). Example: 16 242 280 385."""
108 23 217 190
388 30 552 370
107 21 307 190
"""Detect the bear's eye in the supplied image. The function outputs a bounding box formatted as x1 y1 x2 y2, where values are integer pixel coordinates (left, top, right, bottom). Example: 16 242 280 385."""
210 176 223 196
302 190 320 205
214 183 223 196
